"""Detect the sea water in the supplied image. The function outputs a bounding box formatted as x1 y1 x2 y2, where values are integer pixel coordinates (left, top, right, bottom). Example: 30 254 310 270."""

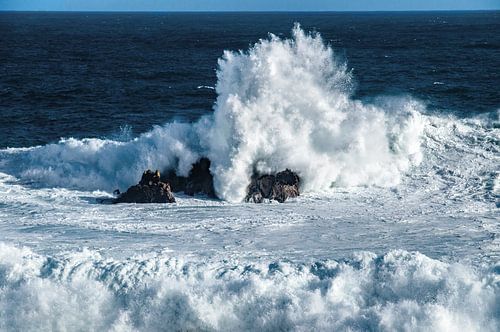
0 12 498 331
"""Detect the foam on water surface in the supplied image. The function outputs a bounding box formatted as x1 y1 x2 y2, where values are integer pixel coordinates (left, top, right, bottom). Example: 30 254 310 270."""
0 26 426 202
0 243 498 332
0 25 498 331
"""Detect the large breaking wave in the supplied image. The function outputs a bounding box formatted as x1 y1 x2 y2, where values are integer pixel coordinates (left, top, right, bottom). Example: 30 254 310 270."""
0 243 498 332
200 25 424 201
0 25 434 201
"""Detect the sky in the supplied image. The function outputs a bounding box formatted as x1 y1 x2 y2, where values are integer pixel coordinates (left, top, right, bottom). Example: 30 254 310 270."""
1 0 499 11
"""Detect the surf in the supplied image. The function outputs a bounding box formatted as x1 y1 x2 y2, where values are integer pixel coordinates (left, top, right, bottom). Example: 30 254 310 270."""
0 25 433 202
0 243 498 331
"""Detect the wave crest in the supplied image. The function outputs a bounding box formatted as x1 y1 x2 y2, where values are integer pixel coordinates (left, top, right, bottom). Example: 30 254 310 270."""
202 25 424 201
0 25 425 202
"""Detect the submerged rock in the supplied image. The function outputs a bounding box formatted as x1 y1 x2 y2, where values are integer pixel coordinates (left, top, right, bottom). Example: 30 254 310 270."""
113 170 176 204
163 157 216 198
245 169 300 203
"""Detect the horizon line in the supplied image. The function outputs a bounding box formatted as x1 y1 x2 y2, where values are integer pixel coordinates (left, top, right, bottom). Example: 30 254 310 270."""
1 9 499 13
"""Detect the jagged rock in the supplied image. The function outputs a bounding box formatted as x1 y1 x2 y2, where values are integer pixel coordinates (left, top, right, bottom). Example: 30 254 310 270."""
275 169 300 186
111 162 298 204
245 169 300 203
258 175 275 198
246 191 264 203
163 158 216 198
139 169 161 186
272 182 300 203
113 170 175 204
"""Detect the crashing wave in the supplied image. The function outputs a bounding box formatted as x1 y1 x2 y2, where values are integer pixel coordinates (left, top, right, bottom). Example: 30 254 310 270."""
200 25 424 201
0 25 427 202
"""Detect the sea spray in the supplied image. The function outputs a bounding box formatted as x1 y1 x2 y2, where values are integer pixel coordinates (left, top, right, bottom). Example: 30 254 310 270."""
0 122 200 191
202 25 425 201
0 25 425 202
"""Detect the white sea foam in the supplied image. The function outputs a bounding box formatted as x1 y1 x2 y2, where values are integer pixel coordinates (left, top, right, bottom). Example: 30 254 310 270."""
197 85 215 90
0 25 427 202
0 23 499 332
200 25 425 201
0 122 200 192
0 27 497 204
0 243 497 332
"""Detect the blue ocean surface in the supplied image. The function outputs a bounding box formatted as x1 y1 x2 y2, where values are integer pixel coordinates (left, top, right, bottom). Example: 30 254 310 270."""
0 11 498 331
1 11 499 147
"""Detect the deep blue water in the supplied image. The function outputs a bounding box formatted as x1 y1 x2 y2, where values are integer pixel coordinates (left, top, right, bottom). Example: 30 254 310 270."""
1 11 499 148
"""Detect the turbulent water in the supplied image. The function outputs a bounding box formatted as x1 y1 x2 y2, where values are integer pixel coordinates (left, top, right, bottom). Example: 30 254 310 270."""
0 12 499 331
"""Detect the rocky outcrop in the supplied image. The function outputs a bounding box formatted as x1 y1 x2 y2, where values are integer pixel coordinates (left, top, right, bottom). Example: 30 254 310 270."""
113 170 176 204
245 169 300 203
162 158 216 198
111 161 299 204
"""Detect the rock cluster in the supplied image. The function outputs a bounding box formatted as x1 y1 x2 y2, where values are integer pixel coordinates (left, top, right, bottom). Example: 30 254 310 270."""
163 157 216 198
245 169 300 203
111 159 300 204
113 170 176 204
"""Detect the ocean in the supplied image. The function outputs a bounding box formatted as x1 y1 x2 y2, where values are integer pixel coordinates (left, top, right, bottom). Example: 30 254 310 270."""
0 11 499 331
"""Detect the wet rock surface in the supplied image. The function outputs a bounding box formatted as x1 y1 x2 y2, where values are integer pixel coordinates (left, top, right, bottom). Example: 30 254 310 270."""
113 170 176 204
112 161 299 204
245 169 300 203
163 157 216 198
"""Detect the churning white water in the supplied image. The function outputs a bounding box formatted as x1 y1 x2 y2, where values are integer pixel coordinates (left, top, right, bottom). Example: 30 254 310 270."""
0 26 498 331
203 25 425 201
0 25 425 202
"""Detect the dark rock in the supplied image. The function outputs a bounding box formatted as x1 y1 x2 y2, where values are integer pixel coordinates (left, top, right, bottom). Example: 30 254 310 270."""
162 158 216 198
139 169 161 186
111 160 299 204
258 175 275 198
113 170 175 204
245 169 300 203
246 191 264 203
275 169 300 186
245 179 263 203
272 182 300 203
